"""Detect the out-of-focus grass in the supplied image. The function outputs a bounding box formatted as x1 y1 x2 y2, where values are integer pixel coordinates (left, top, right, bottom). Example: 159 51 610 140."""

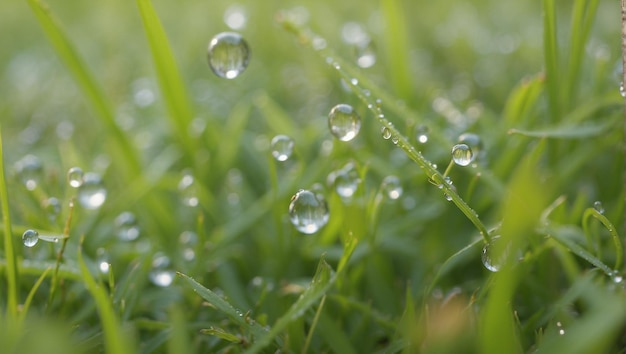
0 0 624 353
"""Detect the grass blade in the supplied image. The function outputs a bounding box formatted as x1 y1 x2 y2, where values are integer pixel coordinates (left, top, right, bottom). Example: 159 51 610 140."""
25 0 140 178
244 258 337 354
380 0 412 100
507 118 617 139
18 267 51 325
542 0 561 122
77 237 132 354
0 124 18 320
135 0 195 156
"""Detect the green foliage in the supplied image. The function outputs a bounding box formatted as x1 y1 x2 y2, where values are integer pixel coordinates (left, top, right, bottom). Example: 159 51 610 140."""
0 0 624 353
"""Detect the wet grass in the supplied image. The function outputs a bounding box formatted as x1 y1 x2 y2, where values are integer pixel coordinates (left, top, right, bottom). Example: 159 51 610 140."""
1 0 625 353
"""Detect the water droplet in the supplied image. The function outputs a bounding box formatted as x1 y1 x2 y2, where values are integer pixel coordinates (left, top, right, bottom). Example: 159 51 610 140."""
391 135 399 145
311 36 327 51
328 104 361 142
556 321 565 335
593 201 604 214
223 5 247 30
375 99 383 108
457 133 483 161
22 229 39 247
451 144 473 166
416 125 429 143
355 40 376 68
381 126 392 140
270 135 295 162
341 22 369 45
610 271 623 284
67 167 84 188
350 78 358 85
43 197 62 222
330 163 360 198
382 175 402 200
115 212 140 241
178 173 198 207
15 155 42 191
207 32 250 79
77 172 107 210
96 248 110 274
620 82 625 97
179 231 199 261
481 236 511 272
288 189 329 234
149 253 175 287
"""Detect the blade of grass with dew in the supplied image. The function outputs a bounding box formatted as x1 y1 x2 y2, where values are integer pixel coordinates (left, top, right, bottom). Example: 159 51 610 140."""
25 0 140 179
380 0 412 100
77 237 132 354
176 272 269 340
278 17 491 242
542 0 561 123
244 258 337 354
18 267 51 325
0 124 18 321
582 208 622 271
135 0 195 158
565 0 600 108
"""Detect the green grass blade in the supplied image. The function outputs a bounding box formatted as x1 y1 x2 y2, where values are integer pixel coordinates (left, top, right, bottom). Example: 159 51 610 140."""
176 272 269 340
18 267 51 325
25 0 140 178
77 237 132 354
507 118 617 139
0 124 18 321
135 0 195 156
380 0 412 100
244 258 337 354
581 208 622 270
542 0 560 122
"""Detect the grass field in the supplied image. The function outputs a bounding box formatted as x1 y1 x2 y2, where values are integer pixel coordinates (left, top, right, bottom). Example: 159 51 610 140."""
1 0 625 353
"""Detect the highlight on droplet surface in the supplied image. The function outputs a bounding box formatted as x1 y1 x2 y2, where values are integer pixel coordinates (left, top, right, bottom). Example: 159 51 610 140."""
207 32 250 79
451 144 473 166
382 175 403 200
77 172 107 210
328 104 361 142
270 135 295 162
15 154 43 191
67 167 84 188
22 229 39 247
288 189 329 234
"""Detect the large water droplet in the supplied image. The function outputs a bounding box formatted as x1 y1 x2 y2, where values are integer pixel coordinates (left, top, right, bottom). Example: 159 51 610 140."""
115 212 140 241
381 126 392 140
328 104 361 142
149 253 175 287
77 172 107 210
67 167 84 188
481 236 511 272
451 144 473 166
15 155 42 191
330 163 360 198
270 135 295 162
22 229 39 247
382 175 402 200
593 201 604 214
207 32 250 79
288 189 329 234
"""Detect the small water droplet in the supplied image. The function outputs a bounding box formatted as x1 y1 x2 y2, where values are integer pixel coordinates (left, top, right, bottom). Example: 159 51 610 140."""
375 98 383 108
556 321 565 335
481 235 510 272
96 248 110 274
391 135 399 145
311 36 327 51
382 175 402 200
270 135 295 161
22 229 39 247
207 32 250 79
288 189 329 234
77 172 107 210
620 82 625 97
330 163 360 198
178 173 199 207
416 125 429 143
179 231 198 261
611 271 623 284
15 155 42 191
67 167 84 188
451 144 473 166
43 197 62 222
381 126 392 140
593 201 604 214
350 78 358 85
355 40 376 68
149 253 175 287
328 104 361 142
115 212 140 241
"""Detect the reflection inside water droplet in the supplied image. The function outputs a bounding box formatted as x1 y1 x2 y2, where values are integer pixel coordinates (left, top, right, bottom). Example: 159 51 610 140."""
288 189 329 234
22 229 39 247
207 32 250 79
451 144 473 166
328 104 361 142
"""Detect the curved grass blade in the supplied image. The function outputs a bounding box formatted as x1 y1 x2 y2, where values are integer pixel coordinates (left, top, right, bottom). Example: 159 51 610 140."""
244 258 337 354
78 236 132 354
508 118 617 139
424 238 483 297
135 0 195 157
0 124 18 320
18 267 52 325
25 0 140 178
581 208 622 271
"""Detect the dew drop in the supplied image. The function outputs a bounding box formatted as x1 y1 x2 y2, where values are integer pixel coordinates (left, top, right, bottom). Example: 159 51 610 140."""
328 104 361 142
179 231 199 261
350 78 358 85
330 163 360 198
22 229 39 247
481 235 511 272
43 197 62 222
15 155 42 191
457 133 483 161
375 98 383 108
355 40 376 68
149 253 175 287
381 126 392 140
311 36 327 51
451 144 473 166
593 201 604 214
620 82 625 97
610 271 623 284
382 175 402 200
178 173 198 207
223 5 247 30
77 172 107 210
416 125 429 143
207 32 250 79
96 248 110 274
288 189 329 234
67 167 84 188
270 135 295 162
115 212 140 241
391 135 399 145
